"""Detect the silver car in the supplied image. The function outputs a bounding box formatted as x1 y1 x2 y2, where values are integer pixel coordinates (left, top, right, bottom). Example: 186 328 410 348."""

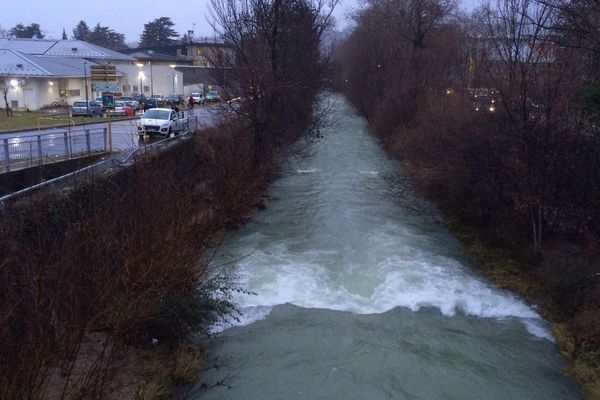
72 100 103 117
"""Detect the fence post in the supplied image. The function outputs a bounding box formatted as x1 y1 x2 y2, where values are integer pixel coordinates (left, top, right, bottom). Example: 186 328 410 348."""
37 135 43 165
63 131 71 159
85 129 91 155
103 128 108 151
2 138 10 172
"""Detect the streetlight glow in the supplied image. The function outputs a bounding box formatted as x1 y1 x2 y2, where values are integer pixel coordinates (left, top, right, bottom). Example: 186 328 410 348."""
169 65 176 94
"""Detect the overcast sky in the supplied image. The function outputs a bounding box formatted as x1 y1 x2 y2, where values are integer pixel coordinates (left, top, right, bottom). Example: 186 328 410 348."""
0 0 356 44
1 0 476 45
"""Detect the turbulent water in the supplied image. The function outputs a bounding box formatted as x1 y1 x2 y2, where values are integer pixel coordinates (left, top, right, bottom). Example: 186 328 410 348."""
186 94 583 399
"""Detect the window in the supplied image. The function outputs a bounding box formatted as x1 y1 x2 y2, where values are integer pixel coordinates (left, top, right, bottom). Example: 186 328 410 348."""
133 85 139 92
68 89 80 96
143 85 150 92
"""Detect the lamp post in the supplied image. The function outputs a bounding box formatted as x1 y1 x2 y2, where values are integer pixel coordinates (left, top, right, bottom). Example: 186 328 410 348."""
136 63 144 96
149 61 154 97
170 64 176 95
138 71 145 98
83 61 89 115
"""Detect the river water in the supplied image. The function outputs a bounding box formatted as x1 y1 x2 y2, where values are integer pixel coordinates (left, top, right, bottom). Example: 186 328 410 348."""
187 94 583 399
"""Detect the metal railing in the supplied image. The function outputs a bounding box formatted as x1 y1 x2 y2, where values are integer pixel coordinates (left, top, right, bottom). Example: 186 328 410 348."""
0 128 109 173
0 114 203 206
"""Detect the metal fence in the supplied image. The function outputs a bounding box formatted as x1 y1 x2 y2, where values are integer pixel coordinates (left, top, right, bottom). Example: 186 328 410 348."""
186 115 199 133
0 128 109 173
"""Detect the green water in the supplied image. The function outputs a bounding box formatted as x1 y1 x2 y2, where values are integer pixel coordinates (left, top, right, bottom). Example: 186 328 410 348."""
186 94 583 400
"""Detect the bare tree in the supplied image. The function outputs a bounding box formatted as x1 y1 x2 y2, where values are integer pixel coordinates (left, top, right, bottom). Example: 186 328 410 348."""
1 77 14 117
208 0 338 162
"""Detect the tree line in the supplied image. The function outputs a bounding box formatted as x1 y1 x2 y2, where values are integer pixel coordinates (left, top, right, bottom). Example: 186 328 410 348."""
3 17 184 49
335 0 600 393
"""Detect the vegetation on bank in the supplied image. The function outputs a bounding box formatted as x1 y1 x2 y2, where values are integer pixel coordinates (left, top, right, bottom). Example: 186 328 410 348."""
0 0 335 398
335 0 600 397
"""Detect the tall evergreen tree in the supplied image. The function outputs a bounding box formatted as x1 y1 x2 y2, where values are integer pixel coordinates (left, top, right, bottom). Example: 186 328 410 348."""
87 23 127 49
62 28 67 40
72 20 90 41
9 23 44 39
139 17 179 47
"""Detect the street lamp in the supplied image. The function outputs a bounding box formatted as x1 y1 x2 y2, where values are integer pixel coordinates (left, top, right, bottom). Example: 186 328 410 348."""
138 71 145 97
136 63 144 95
169 64 176 95
149 61 154 97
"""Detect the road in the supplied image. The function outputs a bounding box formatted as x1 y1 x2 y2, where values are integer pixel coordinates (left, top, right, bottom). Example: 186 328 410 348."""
0 106 223 153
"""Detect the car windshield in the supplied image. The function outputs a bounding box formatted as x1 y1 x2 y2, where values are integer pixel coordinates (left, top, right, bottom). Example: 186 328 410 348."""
143 109 170 119
74 101 87 107
115 102 125 107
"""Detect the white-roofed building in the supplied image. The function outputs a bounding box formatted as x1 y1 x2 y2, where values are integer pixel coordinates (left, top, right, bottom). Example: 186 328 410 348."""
0 38 135 111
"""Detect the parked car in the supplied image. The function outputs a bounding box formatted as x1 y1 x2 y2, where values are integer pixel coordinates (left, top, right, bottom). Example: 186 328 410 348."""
151 94 165 107
143 98 158 111
106 101 133 117
132 93 146 104
166 94 184 105
72 100 103 117
119 96 140 110
191 92 205 105
137 108 187 138
205 90 221 103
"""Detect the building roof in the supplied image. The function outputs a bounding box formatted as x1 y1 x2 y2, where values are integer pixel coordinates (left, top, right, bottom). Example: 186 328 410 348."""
0 38 132 78
0 49 51 76
0 49 125 78
128 50 191 63
0 38 134 61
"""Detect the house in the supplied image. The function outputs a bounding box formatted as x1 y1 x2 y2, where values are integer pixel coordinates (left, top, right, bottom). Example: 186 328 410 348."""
0 38 136 111
122 36 235 96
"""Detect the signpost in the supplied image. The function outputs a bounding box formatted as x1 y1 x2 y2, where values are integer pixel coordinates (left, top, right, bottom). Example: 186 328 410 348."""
91 82 119 92
90 65 117 82
90 65 118 153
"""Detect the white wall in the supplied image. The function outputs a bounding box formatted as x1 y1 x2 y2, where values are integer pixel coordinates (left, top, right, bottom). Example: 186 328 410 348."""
118 62 183 97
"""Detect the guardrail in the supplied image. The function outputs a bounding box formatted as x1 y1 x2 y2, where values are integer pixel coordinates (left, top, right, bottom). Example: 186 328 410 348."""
0 128 109 173
0 115 202 206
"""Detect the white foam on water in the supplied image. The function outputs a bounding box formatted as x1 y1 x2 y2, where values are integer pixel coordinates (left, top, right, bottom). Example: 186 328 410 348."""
360 170 380 176
297 168 318 174
218 247 552 340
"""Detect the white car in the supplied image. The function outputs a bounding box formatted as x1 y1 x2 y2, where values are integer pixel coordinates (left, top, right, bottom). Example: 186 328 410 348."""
191 92 205 105
137 108 187 138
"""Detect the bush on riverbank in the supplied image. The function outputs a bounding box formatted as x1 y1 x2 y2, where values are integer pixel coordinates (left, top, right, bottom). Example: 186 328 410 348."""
0 120 270 399
335 0 600 396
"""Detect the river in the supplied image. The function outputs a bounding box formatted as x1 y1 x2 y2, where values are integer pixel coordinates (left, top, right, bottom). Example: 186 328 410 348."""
186 94 583 399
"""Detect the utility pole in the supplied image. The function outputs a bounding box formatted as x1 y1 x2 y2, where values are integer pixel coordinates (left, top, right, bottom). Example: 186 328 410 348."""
84 61 89 115
149 61 154 97
170 64 176 94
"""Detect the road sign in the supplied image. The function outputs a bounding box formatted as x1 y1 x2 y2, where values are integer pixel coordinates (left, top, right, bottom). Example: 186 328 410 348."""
92 82 119 92
101 94 115 109
90 65 117 82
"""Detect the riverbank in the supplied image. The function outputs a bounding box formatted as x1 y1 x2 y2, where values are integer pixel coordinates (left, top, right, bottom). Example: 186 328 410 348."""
0 117 276 399
442 216 600 399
